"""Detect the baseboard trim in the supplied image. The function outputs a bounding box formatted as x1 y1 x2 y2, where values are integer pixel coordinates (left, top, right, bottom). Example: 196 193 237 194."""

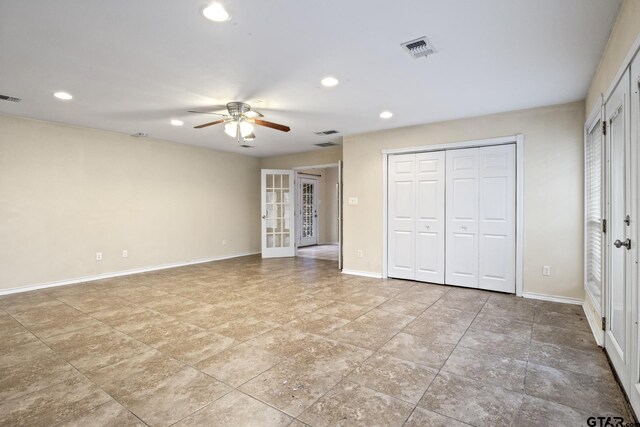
341 269 383 279
521 292 583 305
583 289 605 346
0 251 261 296
583 302 605 347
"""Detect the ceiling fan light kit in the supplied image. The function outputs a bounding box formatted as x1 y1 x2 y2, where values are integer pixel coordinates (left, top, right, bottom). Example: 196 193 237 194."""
191 101 291 144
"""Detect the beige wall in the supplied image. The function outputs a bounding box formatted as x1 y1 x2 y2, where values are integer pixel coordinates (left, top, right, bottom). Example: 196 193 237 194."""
260 146 342 169
586 0 640 115
324 167 339 244
343 101 585 300
0 115 261 292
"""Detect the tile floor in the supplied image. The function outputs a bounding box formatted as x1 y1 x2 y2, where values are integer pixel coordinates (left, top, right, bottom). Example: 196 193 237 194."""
296 244 339 261
0 255 633 426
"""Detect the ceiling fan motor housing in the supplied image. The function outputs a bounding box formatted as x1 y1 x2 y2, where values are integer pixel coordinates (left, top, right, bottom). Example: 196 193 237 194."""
227 102 251 118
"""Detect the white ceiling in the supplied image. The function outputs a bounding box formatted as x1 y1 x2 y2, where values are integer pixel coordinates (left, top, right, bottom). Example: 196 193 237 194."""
0 0 621 157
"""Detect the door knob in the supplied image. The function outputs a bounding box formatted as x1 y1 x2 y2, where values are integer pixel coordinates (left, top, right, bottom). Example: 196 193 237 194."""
614 238 631 250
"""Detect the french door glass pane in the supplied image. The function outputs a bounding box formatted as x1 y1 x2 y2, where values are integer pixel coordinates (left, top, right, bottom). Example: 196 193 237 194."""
265 173 291 248
302 182 314 238
585 120 602 309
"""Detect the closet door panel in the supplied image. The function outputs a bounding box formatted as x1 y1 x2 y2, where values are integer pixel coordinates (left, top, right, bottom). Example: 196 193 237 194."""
446 148 479 288
415 151 446 283
388 154 416 280
478 145 516 292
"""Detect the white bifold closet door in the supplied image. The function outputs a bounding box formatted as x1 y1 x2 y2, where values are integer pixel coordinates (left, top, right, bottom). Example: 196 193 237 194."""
445 148 480 287
388 152 445 283
478 145 516 292
445 145 516 291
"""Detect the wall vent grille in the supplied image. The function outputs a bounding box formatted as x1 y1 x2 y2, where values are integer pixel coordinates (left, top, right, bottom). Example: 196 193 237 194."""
401 36 437 59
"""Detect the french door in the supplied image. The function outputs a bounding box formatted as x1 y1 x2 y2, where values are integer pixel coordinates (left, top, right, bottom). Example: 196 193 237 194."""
261 169 295 258
298 176 318 247
604 68 633 389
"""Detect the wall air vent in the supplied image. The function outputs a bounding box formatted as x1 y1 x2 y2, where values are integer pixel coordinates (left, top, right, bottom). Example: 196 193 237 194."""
0 94 22 103
131 132 149 138
401 36 437 59
314 142 340 148
314 130 339 136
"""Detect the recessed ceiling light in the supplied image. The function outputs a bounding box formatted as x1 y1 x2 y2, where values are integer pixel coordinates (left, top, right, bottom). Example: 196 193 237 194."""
321 77 339 87
203 3 230 22
380 111 393 119
54 92 73 100
170 119 184 126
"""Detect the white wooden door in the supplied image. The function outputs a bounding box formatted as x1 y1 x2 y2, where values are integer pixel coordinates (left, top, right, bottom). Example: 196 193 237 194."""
605 68 632 391
630 52 640 411
445 148 479 288
298 177 318 247
478 145 516 292
388 154 416 280
415 151 446 283
338 160 344 270
261 169 295 258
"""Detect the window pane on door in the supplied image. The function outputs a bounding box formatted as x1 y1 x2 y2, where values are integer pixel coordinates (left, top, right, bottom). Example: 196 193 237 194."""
302 182 314 238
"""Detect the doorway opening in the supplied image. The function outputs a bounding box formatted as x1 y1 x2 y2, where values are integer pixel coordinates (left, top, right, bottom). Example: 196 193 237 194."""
260 163 342 269
294 165 340 264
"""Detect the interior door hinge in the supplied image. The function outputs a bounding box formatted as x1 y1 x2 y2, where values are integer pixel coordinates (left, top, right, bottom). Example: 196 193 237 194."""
602 121 607 136
602 219 607 233
602 316 606 331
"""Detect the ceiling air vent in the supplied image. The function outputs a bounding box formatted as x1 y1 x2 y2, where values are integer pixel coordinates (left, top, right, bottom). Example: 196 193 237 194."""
401 36 437 59
131 132 149 138
314 142 340 148
314 130 339 136
0 94 22 103
239 144 254 148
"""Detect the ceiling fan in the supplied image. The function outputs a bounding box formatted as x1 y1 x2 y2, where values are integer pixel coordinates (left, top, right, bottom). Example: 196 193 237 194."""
189 102 291 144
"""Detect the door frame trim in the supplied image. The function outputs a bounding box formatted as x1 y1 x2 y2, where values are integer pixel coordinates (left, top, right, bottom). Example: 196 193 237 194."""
381 134 524 296
297 175 319 248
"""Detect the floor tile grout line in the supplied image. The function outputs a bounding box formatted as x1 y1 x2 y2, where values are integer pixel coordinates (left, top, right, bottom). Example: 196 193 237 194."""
401 291 492 427
6 313 151 427
1 261 627 426
13 290 256 426
248 285 436 424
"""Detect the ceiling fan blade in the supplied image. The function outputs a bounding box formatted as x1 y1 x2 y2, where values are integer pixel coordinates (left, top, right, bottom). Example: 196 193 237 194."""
244 110 264 118
188 110 227 116
194 119 226 129
254 119 290 132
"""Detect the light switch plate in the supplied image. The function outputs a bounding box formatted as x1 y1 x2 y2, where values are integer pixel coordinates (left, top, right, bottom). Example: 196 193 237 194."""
348 197 359 206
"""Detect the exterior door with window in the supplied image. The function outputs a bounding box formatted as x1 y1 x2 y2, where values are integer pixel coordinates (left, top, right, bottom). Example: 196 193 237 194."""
604 68 633 391
299 177 318 247
261 169 295 258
